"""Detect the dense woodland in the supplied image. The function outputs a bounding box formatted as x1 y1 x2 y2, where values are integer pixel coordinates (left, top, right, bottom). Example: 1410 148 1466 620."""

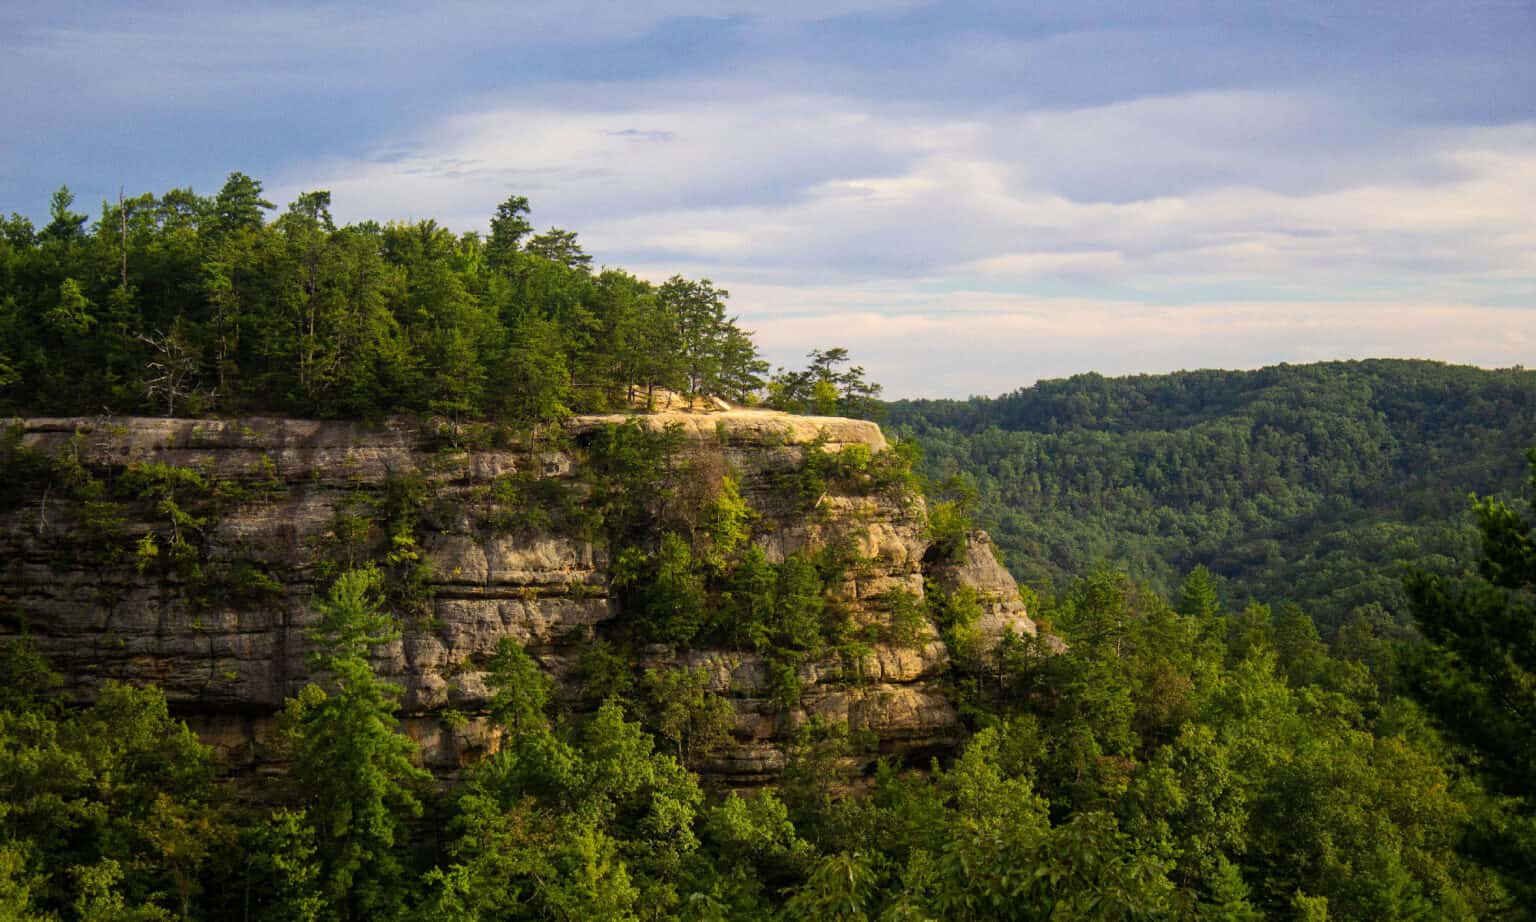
0 177 878 423
4 453 1536 920
2 180 1536 919
889 361 1536 631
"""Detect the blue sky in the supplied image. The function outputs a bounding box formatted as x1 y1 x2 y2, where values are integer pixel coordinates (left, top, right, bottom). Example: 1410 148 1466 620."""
4 0 1533 397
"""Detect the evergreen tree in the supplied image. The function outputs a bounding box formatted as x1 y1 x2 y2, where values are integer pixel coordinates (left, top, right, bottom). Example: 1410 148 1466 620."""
1404 446 1536 897
209 172 273 236
39 186 88 244
283 567 430 921
487 194 532 272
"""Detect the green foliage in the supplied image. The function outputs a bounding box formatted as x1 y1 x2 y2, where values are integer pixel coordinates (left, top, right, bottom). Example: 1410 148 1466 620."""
1 474 1521 922
779 850 877 921
0 178 783 422
925 500 970 565
0 636 62 712
422 797 642 922
585 420 686 544
240 808 327 922
889 359 1536 628
1402 446 1536 902
0 842 50 922
378 471 437 613
696 474 753 573
702 790 809 872
615 533 710 646
0 680 222 920
281 567 430 920
643 667 737 767
119 461 210 582
928 582 986 670
767 347 883 420
571 639 637 710
881 589 931 648
13 199 1536 919
486 637 553 735
0 427 52 510
475 465 595 538
793 436 918 510
449 697 704 918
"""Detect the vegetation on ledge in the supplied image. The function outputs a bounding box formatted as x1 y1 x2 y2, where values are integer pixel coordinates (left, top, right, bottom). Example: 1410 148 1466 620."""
0 177 879 425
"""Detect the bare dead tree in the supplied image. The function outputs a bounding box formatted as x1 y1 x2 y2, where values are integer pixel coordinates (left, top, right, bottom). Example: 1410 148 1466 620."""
137 328 210 416
119 186 128 290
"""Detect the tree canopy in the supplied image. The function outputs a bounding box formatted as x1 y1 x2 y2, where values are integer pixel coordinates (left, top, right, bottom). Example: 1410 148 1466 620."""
888 360 1536 629
0 176 782 423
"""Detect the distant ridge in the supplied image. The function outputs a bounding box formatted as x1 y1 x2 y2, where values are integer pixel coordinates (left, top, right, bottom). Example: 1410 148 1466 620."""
887 359 1536 628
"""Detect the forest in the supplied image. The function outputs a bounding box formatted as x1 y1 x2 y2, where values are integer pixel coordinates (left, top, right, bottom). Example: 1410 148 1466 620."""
889 360 1536 631
2 178 1535 920
0 177 877 425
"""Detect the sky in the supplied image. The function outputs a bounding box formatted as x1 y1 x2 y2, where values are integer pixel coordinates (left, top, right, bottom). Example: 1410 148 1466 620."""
3 0 1533 398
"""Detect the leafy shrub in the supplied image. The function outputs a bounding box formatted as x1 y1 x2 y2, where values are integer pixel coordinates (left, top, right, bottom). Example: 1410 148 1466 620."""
926 500 970 565
883 590 931 647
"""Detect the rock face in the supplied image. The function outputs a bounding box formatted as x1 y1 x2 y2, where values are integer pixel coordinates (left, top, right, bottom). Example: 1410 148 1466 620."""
0 411 1036 783
929 529 1048 647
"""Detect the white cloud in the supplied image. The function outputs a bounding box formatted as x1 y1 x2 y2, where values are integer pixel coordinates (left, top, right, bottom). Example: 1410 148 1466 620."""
741 296 1536 397
272 83 1536 396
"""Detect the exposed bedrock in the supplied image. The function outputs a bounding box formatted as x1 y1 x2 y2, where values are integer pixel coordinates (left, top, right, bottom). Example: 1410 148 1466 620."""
1 411 1038 783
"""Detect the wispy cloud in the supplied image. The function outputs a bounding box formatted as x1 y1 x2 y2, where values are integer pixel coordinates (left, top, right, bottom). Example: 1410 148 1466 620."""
4 1 1533 396
272 84 1536 394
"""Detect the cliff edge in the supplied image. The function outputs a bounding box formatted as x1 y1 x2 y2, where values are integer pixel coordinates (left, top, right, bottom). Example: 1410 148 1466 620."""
0 411 1038 783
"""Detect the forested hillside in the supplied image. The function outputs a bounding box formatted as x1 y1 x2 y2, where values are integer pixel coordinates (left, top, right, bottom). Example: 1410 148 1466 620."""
5 177 1536 919
888 360 1536 629
7 454 1536 920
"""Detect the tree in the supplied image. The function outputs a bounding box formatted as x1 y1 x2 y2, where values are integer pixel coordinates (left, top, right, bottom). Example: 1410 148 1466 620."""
644 666 736 767
0 843 51 922
715 321 768 404
1403 447 1536 896
487 195 532 271
287 190 336 231
210 172 273 235
240 809 327 922
768 347 883 419
526 227 592 272
282 567 430 921
44 278 96 336
486 637 553 736
137 321 205 416
619 533 708 645
271 191 350 405
493 313 570 427
1177 565 1221 621
658 276 729 400
779 851 876 922
0 679 221 920
39 186 88 244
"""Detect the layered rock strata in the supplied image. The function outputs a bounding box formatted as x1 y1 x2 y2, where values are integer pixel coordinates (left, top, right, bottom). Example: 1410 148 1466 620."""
0 411 1036 783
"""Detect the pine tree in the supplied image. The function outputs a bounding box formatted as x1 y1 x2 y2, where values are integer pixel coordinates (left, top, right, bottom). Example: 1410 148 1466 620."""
1404 447 1536 897
283 567 430 921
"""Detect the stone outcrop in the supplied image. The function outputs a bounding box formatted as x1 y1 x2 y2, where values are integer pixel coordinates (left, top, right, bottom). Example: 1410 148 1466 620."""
0 411 1038 783
929 529 1053 647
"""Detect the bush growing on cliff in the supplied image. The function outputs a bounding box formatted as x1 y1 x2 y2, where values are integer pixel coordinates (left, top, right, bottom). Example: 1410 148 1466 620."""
644 666 737 768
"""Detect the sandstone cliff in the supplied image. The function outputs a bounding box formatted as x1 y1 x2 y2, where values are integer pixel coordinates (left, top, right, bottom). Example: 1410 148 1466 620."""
0 411 1037 783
